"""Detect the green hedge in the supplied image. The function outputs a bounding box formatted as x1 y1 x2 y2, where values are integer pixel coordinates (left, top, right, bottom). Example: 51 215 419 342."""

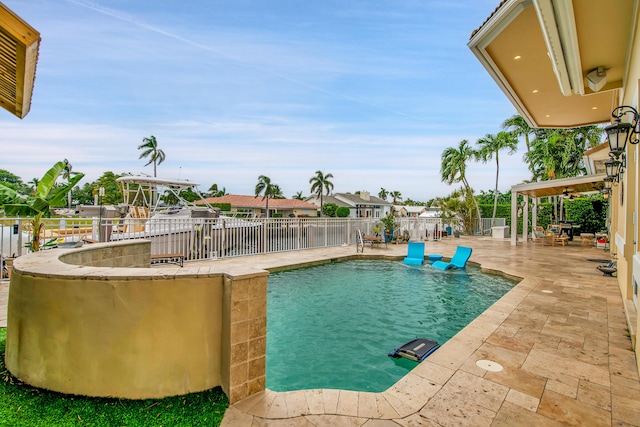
478 204 511 222
565 197 607 233
479 197 607 235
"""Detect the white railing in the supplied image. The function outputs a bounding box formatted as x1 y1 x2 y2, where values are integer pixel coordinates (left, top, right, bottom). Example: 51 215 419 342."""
1 216 442 270
474 217 507 235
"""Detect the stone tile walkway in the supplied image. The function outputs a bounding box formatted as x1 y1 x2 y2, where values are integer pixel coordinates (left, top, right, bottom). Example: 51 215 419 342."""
2 236 639 426
212 236 640 426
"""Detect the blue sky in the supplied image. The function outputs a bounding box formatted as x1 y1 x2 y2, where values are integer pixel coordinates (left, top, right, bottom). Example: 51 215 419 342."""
2 0 528 201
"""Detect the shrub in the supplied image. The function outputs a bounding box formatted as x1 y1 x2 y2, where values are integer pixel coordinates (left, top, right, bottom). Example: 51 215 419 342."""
336 207 350 217
322 203 337 217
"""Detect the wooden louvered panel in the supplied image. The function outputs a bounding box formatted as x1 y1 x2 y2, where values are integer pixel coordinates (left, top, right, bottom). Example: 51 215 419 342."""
0 3 39 118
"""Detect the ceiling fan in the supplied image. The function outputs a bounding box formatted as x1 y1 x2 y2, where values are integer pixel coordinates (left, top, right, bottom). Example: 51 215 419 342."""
562 187 577 199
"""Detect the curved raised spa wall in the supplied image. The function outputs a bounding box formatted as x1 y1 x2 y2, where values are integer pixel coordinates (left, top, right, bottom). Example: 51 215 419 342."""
4 240 268 403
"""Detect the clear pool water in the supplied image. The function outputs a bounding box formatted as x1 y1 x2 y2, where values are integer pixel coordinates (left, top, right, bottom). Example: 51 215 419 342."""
266 259 517 392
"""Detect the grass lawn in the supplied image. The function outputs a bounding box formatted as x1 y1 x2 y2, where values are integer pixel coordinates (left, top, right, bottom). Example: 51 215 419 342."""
0 328 228 426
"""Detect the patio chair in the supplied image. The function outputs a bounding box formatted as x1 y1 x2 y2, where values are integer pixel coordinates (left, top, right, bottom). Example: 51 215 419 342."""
533 226 552 246
404 241 425 265
432 246 472 271
395 229 410 244
580 233 595 246
361 232 385 249
547 225 569 246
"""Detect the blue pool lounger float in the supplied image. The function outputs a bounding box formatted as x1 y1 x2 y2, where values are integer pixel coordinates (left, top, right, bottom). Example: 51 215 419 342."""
389 338 440 362
403 241 425 265
432 246 472 271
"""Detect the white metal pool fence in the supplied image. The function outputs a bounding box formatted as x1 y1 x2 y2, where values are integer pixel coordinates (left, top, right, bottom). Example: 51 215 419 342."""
474 218 507 235
1 216 443 271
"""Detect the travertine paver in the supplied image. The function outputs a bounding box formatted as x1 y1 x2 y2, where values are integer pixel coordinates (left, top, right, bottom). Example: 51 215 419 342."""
2 236 639 426
214 237 640 426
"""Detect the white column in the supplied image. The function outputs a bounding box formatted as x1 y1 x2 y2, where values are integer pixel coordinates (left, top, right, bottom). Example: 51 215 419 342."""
532 197 538 230
511 190 518 246
523 196 529 243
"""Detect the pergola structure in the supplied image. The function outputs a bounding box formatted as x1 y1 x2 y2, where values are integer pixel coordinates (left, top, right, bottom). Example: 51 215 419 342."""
510 173 606 245
0 3 40 119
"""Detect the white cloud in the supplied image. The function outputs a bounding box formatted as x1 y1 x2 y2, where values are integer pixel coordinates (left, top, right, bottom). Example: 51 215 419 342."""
2 0 531 203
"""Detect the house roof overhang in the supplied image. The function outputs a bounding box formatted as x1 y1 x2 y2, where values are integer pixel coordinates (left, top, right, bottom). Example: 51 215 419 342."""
511 173 606 198
468 0 636 128
0 3 40 119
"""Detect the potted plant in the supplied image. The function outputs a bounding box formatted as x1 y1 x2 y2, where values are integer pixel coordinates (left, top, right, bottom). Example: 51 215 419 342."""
380 213 397 243
371 223 382 237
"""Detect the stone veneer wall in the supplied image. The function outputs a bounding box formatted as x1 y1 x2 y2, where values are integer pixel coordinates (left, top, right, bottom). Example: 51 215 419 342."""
5 240 268 403
222 274 268 403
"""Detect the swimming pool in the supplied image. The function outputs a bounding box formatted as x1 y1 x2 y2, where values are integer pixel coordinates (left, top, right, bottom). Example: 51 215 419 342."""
266 259 517 392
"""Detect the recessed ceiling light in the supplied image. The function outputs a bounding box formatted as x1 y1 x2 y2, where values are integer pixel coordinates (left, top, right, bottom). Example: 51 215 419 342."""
514 55 522 60
592 106 598 110
532 89 539 93
545 114 551 117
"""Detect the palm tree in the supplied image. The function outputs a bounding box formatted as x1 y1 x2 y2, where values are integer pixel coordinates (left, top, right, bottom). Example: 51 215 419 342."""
378 188 389 200
309 170 334 217
293 191 304 200
440 139 484 235
476 132 519 226
62 159 78 209
137 135 166 177
390 190 402 204
207 183 226 197
255 175 275 218
270 184 285 199
502 115 534 173
28 178 39 195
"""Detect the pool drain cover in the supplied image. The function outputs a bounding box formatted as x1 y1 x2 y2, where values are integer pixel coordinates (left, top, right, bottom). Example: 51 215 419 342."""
476 359 503 372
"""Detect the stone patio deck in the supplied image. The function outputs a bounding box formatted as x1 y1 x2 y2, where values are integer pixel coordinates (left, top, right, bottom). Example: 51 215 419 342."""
214 236 639 426
1 235 639 425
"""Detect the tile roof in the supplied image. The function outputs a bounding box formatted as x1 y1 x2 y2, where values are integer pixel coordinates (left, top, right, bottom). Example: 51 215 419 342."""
306 195 352 208
335 193 391 205
469 0 508 39
398 205 426 213
198 194 319 210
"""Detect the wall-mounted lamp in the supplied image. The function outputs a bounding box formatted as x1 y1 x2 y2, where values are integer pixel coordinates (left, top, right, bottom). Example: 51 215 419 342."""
604 177 615 189
605 105 639 159
604 158 622 182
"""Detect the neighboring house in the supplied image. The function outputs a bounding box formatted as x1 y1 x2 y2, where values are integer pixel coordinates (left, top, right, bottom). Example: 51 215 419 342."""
395 205 426 217
418 207 442 218
198 194 319 218
583 142 610 176
305 194 353 215
306 191 392 218
333 192 392 218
